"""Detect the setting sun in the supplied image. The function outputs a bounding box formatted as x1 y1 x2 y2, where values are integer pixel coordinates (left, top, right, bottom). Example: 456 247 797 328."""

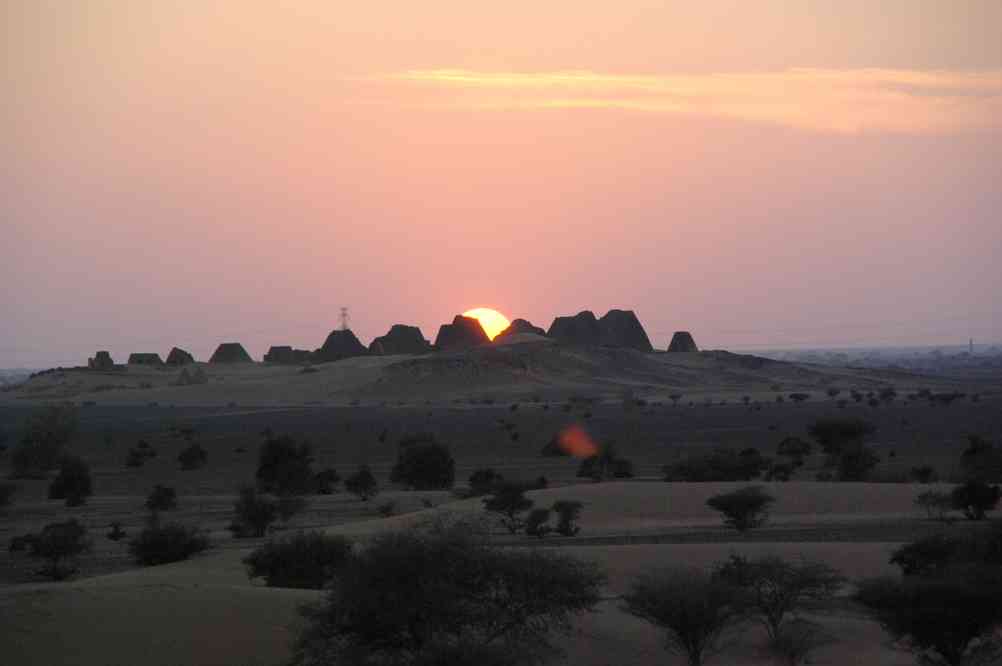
462 307 511 340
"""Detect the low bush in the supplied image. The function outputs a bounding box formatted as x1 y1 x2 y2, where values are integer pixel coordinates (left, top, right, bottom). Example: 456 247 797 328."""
951 480 1001 520
145 484 178 512
256 433 315 495
525 508 552 538
0 482 16 508
244 531 352 589
577 446 634 481
889 534 963 577
664 448 770 482
129 522 209 565
482 483 534 534
47 455 93 506
344 466 378 501
389 434 455 490
855 573 1002 666
706 486 775 532
553 500 583 537
313 468 340 494
915 490 953 521
177 443 207 470
229 485 279 537
27 520 91 580
911 465 937 484
467 467 504 496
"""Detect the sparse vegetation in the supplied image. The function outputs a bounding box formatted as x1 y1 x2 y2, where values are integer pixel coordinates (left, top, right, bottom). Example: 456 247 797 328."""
664 448 770 482
525 507 552 538
915 490 953 521
11 402 78 478
468 467 504 496
576 443 634 481
244 531 352 589
553 500 584 537
0 481 17 508
950 480 1001 520
313 468 340 494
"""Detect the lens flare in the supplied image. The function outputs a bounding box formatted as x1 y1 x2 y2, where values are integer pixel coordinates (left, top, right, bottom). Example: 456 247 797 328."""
557 424 599 459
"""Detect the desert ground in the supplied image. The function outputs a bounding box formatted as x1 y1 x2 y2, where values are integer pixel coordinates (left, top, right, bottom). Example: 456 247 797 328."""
2 344 1001 665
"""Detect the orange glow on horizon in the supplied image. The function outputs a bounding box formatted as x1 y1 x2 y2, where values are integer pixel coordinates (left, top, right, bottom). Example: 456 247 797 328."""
462 307 511 340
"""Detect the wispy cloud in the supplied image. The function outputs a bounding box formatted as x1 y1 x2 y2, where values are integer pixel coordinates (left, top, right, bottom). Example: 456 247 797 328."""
383 68 1002 133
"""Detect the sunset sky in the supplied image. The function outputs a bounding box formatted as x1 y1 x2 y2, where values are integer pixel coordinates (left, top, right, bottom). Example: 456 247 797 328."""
3 1 1001 366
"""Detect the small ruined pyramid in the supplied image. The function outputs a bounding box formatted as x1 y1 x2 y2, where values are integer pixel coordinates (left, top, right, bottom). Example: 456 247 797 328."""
209 342 253 363
667 331 699 352
263 346 312 364
547 311 603 346
598 309 653 352
88 351 115 370
494 318 547 342
165 347 195 366
128 353 164 366
314 328 368 362
434 315 490 351
369 325 430 355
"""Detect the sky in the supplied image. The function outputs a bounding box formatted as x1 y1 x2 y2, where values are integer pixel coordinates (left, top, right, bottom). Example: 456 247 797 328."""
3 1 1001 367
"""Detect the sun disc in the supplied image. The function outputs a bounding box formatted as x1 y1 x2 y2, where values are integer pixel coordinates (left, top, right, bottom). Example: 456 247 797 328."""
462 307 511 340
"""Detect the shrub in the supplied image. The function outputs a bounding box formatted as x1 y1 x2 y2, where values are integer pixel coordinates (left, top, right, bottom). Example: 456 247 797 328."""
553 500 583 537
482 482 534 534
277 494 308 522
807 418 875 456
951 480 1001 520
145 484 178 512
890 534 963 577
256 433 315 495
10 402 78 478
915 490 953 521
713 554 845 643
765 462 793 482
706 486 775 532
835 443 880 481
244 531 352 589
577 444 634 481
229 485 279 537
525 508 552 538
776 437 812 464
47 455 93 506
125 446 152 467
788 393 810 404
467 467 504 496
313 468 340 494
389 434 455 490
0 482 16 508
961 435 1002 482
29 519 90 580
855 574 1002 666
106 522 127 541
177 443 207 470
344 466 378 501
290 526 604 666
376 500 396 517
623 567 743 666
911 465 937 484
664 448 770 483
129 522 209 565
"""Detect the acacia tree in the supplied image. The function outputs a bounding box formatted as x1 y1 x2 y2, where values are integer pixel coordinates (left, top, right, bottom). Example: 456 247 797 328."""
482 483 534 534
11 402 78 478
29 519 91 580
713 555 845 644
706 486 775 532
291 525 605 666
623 567 744 666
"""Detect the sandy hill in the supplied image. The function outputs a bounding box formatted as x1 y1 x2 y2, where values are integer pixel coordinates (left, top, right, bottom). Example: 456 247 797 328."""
1 342 953 407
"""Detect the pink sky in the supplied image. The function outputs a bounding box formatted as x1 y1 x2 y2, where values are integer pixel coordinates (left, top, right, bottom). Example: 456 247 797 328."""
3 1 1001 366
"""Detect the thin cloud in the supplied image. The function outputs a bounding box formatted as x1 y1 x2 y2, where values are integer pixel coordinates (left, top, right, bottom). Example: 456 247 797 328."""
383 68 1002 133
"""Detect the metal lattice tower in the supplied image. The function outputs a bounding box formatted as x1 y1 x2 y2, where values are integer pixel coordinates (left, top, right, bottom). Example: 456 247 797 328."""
339 307 350 331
